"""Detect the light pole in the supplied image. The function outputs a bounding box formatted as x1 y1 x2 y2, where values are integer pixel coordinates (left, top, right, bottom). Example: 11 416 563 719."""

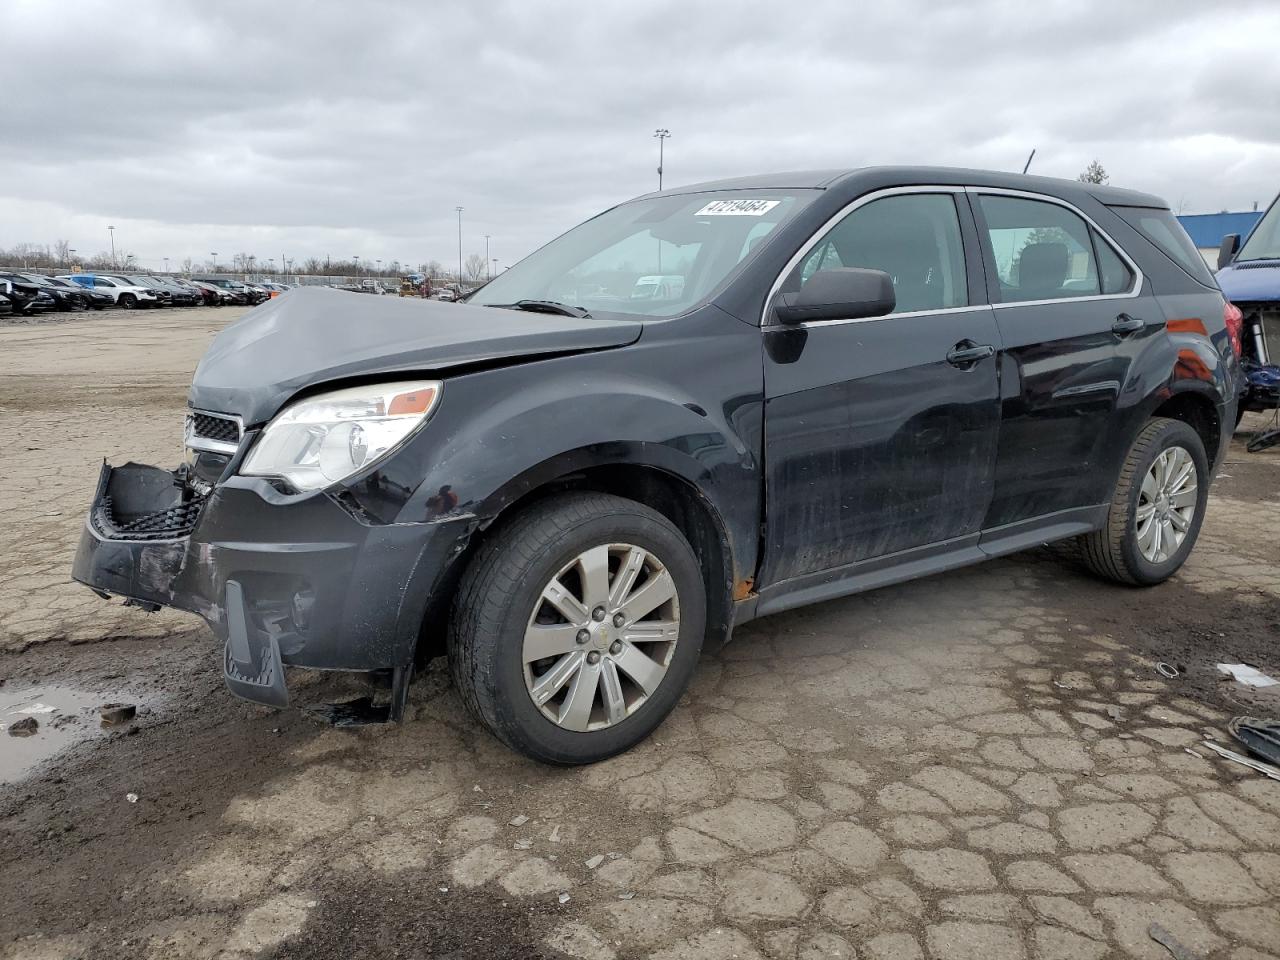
456 206 464 289
654 129 670 191
68 248 77 268
353 256 360 278
375 259 382 277
492 258 499 277
163 256 169 275
483 235 491 280
210 252 218 273
108 225 116 267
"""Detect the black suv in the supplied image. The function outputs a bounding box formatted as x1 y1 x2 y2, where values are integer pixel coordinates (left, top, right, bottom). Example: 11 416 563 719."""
73 167 1238 764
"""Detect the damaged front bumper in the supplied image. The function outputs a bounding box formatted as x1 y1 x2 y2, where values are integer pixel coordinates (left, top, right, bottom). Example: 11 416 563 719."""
72 460 472 711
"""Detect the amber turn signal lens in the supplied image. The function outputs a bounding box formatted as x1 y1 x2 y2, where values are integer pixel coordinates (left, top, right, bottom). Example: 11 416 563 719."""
388 386 438 416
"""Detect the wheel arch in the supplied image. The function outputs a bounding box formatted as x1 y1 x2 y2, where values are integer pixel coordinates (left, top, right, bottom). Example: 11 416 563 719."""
412 449 738 668
1148 385 1221 467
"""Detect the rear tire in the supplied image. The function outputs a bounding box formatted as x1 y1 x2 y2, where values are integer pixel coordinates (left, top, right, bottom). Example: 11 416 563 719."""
119 293 137 310
448 492 706 765
1079 417 1208 586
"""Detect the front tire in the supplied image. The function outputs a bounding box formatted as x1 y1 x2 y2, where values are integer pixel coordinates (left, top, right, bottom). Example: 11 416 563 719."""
449 492 706 765
119 293 137 310
1080 417 1209 585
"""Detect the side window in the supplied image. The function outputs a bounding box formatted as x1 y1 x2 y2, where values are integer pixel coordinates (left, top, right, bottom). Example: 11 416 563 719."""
94 278 112 287
978 195 1100 302
1094 230 1135 295
788 193 968 314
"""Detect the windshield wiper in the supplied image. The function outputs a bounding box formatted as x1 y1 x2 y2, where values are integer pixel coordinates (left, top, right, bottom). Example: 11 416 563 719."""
496 299 592 318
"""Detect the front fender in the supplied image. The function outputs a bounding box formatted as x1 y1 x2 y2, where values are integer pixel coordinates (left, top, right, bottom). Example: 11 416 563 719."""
339 318 765 590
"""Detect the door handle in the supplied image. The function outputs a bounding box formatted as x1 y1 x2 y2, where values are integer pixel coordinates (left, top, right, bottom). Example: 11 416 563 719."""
946 341 995 368
1112 313 1145 337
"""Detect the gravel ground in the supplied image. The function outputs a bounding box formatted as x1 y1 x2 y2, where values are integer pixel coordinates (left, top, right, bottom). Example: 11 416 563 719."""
1 308 1279 960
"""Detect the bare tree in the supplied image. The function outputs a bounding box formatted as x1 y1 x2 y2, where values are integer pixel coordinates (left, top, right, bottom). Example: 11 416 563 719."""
464 253 488 282
180 257 194 275
53 239 72 266
424 259 445 279
302 257 324 275
1077 160 1109 185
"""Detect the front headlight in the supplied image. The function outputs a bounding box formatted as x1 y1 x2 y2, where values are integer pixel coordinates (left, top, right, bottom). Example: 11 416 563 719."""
240 380 442 492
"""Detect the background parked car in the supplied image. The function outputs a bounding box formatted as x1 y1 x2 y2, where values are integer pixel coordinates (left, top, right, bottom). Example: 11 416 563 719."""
140 275 198 306
0 272 58 314
171 278 218 306
15 272 95 311
0 288 11 316
195 277 262 304
62 274 160 309
189 280 238 305
119 275 174 307
41 275 113 310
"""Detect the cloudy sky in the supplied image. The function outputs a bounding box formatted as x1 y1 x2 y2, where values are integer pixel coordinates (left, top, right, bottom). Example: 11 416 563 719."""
3 0 1279 273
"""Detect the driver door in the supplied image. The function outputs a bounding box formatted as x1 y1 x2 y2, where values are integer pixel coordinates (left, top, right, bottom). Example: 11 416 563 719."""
759 188 1002 591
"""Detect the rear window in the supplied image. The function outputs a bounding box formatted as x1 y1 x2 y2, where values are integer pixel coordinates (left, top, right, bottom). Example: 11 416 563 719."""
1111 207 1215 286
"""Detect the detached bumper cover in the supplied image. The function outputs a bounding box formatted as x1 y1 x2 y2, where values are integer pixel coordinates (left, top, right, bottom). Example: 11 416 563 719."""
72 461 473 707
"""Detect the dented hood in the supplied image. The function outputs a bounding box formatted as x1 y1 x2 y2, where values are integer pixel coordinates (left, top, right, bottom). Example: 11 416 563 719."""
189 287 643 424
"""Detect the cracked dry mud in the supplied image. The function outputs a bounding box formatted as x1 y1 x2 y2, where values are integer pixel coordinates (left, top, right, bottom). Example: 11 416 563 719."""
2 310 1279 959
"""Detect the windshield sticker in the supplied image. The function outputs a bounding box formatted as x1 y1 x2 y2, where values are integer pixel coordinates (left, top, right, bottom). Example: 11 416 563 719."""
695 199 781 217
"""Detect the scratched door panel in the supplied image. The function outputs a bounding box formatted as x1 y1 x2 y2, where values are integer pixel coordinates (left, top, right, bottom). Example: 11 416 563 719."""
983 298 1158 525
761 307 1002 585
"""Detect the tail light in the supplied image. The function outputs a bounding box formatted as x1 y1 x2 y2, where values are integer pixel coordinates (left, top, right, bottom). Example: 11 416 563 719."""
1224 301 1244 357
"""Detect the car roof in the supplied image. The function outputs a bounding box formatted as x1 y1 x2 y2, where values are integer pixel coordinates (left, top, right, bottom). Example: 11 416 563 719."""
643 165 1167 209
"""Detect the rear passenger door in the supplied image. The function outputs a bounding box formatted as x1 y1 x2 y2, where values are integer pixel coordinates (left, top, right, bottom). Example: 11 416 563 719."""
970 190 1157 539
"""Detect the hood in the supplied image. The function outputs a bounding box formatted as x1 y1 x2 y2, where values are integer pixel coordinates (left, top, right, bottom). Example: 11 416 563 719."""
1217 259 1280 304
190 286 644 424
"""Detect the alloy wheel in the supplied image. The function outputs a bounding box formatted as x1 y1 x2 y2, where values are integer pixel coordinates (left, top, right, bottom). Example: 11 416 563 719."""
522 543 680 732
1136 444 1197 564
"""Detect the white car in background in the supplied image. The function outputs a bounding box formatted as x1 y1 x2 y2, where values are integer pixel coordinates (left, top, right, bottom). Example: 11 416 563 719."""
60 274 160 310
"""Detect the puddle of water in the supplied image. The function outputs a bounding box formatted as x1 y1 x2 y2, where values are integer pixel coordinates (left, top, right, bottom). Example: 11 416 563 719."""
0 684 146 784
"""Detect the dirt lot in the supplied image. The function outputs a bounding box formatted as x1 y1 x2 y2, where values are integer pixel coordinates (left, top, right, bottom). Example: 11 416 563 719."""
2 308 1279 960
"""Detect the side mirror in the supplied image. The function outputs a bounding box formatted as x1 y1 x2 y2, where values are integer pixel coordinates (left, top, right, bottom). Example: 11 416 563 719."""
774 268 895 324
1218 233 1241 271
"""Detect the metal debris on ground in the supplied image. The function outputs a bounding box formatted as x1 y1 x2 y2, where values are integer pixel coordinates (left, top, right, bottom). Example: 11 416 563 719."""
1201 739 1280 782
1107 705 1126 721
508 814 528 827
1228 716 1280 767
557 892 570 904
1216 663 1279 687
584 854 604 870
513 839 532 850
1149 921 1206 960
618 892 635 900
548 824 561 843
125 793 138 803
7 717 38 737
99 703 136 725
1156 662 1180 679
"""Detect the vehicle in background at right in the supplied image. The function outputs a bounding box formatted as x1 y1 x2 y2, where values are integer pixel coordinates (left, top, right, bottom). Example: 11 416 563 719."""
1215 191 1280 420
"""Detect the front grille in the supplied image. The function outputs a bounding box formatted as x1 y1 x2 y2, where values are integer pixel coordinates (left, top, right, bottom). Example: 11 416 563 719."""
191 412 241 445
95 494 207 541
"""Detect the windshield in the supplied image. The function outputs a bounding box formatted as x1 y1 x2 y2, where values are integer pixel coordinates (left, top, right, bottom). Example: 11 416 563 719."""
469 190 814 319
20 274 53 285
1238 196 1280 262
